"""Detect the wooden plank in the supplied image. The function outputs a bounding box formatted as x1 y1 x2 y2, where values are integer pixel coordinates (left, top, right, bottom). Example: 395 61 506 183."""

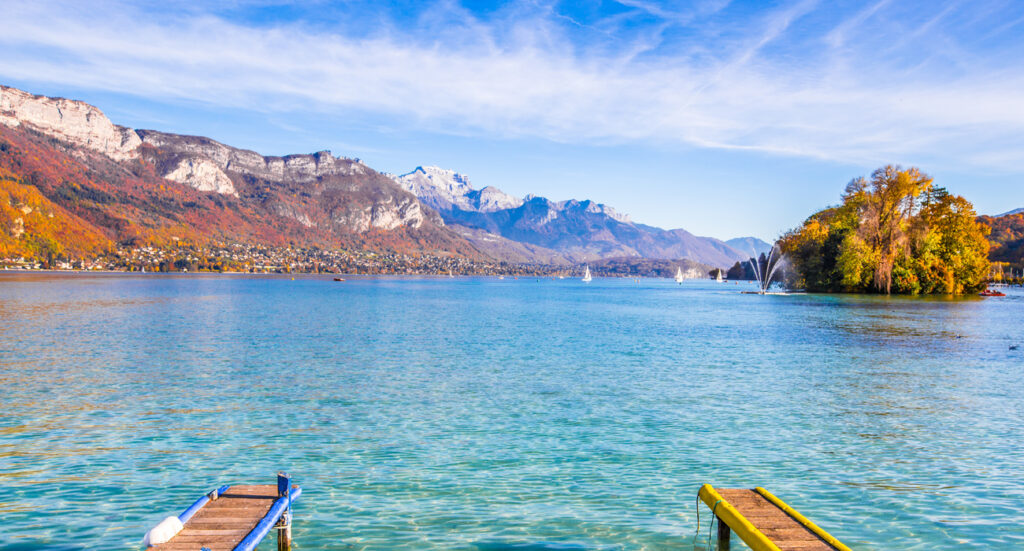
147 484 286 551
701 486 847 551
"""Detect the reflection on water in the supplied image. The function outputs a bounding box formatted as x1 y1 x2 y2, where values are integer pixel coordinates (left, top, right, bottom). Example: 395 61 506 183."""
1 274 1023 550
839 480 956 494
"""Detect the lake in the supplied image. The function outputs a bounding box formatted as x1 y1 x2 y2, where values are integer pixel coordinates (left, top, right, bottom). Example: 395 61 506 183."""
1 274 1022 550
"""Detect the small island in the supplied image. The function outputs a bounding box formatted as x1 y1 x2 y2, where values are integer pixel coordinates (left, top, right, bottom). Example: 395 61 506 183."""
780 165 990 295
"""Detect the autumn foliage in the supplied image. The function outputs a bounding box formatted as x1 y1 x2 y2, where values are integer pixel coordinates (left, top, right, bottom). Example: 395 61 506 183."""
978 212 1024 268
0 124 483 264
780 166 990 294
0 169 112 261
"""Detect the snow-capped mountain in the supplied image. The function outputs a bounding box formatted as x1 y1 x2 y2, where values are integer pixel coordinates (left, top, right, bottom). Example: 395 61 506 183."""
522 194 632 224
391 166 523 213
390 166 630 223
390 165 757 266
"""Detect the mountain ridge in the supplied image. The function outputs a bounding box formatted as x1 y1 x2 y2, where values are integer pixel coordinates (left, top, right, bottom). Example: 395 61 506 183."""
2 83 766 268
0 84 483 262
725 237 773 257
390 165 760 266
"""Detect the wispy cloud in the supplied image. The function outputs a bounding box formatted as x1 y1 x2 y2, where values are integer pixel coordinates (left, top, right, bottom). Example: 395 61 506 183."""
2 0 1023 169
825 0 892 49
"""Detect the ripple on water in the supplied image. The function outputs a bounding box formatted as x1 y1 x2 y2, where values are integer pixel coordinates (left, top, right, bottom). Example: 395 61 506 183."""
1 276 1023 549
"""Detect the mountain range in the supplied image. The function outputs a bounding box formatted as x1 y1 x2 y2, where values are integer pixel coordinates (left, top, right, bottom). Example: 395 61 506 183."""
390 166 770 265
0 83 769 268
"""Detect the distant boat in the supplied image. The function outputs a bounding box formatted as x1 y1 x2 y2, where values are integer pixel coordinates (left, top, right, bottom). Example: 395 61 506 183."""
333 277 345 282
582 265 592 283
980 289 1005 297
448 269 454 278
674 267 684 284
715 270 724 283
498 275 505 280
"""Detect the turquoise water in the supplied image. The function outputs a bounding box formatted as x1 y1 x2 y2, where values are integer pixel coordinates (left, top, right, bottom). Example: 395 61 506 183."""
1 274 1023 550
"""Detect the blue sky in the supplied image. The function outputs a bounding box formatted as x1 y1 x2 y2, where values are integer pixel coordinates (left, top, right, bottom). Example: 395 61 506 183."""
2 0 1023 240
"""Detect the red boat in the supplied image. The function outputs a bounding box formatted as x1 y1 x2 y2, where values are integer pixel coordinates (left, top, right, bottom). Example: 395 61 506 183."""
980 289 1005 297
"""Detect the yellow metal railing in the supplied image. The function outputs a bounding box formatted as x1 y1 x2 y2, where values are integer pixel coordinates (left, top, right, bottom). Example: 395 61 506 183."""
698 484 850 551
698 484 782 551
754 487 851 551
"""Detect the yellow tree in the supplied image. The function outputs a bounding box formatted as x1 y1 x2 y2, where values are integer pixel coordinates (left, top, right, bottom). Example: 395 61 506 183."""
781 165 989 295
856 166 933 293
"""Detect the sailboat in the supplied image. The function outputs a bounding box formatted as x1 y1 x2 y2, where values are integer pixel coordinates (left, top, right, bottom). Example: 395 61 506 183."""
448 269 454 278
582 265 592 283
674 266 684 284
715 270 724 283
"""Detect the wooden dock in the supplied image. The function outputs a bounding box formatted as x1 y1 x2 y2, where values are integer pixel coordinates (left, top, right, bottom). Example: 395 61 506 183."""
146 475 300 551
698 485 850 551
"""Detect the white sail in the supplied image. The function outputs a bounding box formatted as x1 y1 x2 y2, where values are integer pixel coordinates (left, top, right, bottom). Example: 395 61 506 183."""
674 266 684 284
582 265 592 283
715 270 723 283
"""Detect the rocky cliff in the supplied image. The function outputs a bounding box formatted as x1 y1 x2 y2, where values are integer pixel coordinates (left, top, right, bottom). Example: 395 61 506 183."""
136 130 436 233
0 84 478 259
0 85 141 161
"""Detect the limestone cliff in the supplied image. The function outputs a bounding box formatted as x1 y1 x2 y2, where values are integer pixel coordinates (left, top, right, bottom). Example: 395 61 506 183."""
0 85 141 161
136 129 433 232
163 157 238 196
137 131 368 183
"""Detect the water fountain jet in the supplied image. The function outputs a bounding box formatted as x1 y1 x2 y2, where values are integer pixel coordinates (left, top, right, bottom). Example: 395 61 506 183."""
744 244 788 295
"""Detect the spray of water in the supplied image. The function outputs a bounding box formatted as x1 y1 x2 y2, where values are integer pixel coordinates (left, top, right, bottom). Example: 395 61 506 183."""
748 244 786 294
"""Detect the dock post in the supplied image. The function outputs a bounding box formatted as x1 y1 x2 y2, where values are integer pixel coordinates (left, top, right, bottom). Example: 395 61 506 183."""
716 517 730 550
276 472 292 551
278 522 292 551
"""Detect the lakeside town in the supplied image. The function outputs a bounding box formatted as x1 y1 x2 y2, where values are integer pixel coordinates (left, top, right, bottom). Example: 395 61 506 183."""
1 244 557 276
0 244 699 278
